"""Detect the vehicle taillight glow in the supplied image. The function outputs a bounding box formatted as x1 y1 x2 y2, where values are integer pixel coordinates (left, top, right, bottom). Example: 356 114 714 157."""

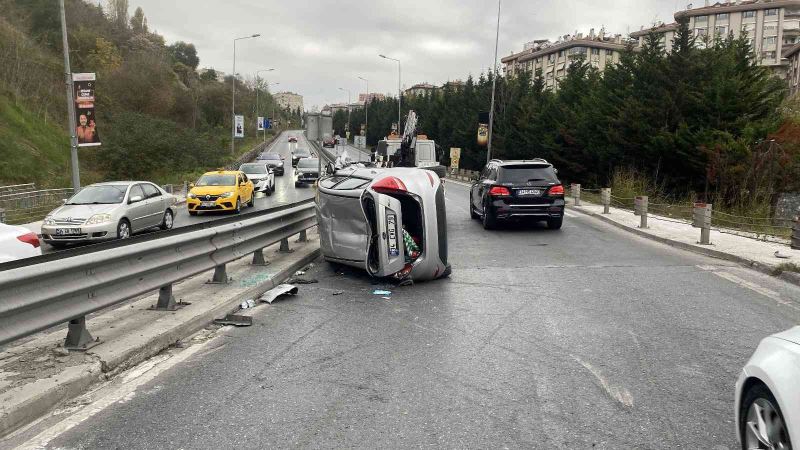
17 232 40 248
548 185 565 196
489 186 511 197
372 176 407 194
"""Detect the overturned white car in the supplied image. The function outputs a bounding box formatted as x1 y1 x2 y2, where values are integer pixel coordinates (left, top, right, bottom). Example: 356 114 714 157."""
316 166 450 282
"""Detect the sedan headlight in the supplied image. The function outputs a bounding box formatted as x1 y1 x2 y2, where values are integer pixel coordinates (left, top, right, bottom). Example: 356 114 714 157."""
219 191 235 198
188 192 197 199
43 216 55 226
85 213 112 225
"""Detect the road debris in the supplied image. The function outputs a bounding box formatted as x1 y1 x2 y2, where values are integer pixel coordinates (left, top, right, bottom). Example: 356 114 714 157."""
260 284 299 304
213 314 253 327
288 277 318 285
239 299 256 309
332 291 344 296
373 290 392 296
775 251 792 259
294 271 306 276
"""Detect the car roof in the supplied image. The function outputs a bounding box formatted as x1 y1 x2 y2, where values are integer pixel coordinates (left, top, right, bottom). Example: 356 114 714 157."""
89 181 152 187
492 159 552 167
200 170 240 175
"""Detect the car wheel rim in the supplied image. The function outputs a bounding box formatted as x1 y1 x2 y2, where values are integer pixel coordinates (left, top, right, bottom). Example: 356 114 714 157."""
745 398 790 449
119 222 130 239
165 212 173 228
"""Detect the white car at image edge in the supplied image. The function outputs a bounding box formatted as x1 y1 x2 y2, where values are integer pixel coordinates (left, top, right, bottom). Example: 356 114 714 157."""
736 326 800 449
0 223 41 263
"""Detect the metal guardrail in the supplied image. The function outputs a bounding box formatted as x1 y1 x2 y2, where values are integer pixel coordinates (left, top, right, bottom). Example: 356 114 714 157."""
0 199 316 349
0 188 75 225
0 183 37 195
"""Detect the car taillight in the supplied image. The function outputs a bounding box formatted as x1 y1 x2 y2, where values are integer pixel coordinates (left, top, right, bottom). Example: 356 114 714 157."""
489 186 510 197
548 185 565 196
372 176 407 194
17 232 40 248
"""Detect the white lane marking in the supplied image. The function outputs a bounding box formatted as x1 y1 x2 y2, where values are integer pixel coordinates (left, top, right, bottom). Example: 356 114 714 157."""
564 211 579 219
711 271 798 310
571 355 633 408
19 333 222 450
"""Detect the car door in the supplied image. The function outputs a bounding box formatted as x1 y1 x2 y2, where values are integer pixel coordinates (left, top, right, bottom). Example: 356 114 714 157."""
141 183 165 227
480 165 498 213
361 190 406 277
126 184 149 232
472 165 489 210
240 173 253 202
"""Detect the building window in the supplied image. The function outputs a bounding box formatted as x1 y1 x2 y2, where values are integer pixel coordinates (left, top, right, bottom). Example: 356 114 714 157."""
762 51 777 60
716 13 729 21
695 28 708 37
695 15 708 24
606 49 614 56
765 8 779 17
715 26 728 36
764 25 778 36
743 10 756 19
558 50 565 58
591 48 600 55
764 36 778 46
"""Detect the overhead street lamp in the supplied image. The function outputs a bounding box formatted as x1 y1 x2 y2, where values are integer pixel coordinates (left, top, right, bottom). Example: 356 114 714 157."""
255 69 275 144
379 54 402 136
231 33 261 156
487 0 501 164
358 76 369 146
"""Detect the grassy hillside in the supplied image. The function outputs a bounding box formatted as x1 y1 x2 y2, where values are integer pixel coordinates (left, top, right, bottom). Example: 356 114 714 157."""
0 93 73 188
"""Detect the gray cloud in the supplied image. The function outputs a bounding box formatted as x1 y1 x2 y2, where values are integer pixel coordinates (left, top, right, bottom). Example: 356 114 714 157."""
129 0 677 110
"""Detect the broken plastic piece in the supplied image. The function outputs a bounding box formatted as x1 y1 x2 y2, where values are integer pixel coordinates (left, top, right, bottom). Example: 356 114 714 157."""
373 290 392 295
288 277 318 285
260 284 299 304
775 251 792 259
240 299 256 309
214 314 253 327
332 291 344 296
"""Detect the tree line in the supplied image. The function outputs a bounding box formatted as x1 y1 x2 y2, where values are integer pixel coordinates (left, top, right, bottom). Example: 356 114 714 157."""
336 21 800 208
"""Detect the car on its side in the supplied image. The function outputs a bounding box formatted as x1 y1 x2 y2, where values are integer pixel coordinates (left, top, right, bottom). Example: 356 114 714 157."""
288 136 298 143
239 162 275 195
292 147 312 167
187 171 254 216
295 158 320 187
0 223 41 262
470 159 565 230
316 167 450 282
735 327 800 449
42 182 178 248
256 152 285 176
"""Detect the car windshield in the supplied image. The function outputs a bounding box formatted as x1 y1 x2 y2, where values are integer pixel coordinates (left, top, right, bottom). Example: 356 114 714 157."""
196 174 236 186
498 165 558 183
298 158 319 169
67 185 128 205
240 164 268 174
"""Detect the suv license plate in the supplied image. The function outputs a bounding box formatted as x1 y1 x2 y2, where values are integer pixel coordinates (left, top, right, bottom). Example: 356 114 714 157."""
517 189 542 196
56 228 81 236
387 214 399 257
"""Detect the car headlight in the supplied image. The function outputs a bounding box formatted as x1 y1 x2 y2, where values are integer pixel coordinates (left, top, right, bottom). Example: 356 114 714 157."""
85 213 112 225
43 216 55 226
188 192 197 199
220 191 235 198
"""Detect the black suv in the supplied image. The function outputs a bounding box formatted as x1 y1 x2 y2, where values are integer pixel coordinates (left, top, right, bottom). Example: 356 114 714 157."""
469 159 565 230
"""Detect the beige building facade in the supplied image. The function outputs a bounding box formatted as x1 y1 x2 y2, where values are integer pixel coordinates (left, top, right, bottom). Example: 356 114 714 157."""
274 92 304 113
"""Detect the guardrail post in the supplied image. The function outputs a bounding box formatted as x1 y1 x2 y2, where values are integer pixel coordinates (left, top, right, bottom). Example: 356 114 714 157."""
0 207 5 224
792 216 799 250
601 188 611 214
635 196 648 228
279 237 294 253
64 316 99 351
149 284 186 311
252 248 270 266
183 181 188 196
208 264 230 284
296 230 308 243
693 203 713 245
571 184 581 206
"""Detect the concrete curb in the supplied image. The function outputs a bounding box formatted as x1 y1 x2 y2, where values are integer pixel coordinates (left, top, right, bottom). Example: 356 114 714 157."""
0 247 320 439
568 205 800 288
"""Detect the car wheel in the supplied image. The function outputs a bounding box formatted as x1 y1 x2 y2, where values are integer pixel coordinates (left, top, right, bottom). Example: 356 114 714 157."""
482 200 497 230
234 198 241 214
266 186 273 196
470 194 480 220
248 195 255 208
295 182 301 188
740 383 792 450
160 209 174 230
117 219 132 240
547 217 564 230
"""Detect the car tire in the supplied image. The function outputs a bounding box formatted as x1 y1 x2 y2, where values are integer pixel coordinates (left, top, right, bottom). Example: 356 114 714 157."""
740 382 792 450
266 186 273 197
117 219 132 240
160 209 174 230
482 201 497 230
248 195 255 208
547 217 564 230
470 194 480 220
234 198 241 214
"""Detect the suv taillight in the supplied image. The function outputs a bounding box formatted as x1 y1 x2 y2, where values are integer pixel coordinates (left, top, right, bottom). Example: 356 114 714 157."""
17 232 40 248
372 176 408 194
548 185 564 196
489 186 511 197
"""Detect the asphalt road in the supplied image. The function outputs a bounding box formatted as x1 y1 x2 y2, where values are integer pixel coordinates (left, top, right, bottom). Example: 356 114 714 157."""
28 180 800 448
40 130 315 255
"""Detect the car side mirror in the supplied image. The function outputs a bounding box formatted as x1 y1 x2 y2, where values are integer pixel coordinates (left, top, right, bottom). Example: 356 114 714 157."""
189 183 195 188
129 195 143 204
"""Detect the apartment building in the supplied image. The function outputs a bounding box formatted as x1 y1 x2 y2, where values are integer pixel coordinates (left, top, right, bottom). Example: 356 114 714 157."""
273 92 304 114
502 29 630 90
785 42 800 93
405 83 437 97
630 22 680 50
358 93 386 103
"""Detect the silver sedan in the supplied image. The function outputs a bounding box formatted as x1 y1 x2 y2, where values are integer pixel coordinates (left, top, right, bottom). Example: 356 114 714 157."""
42 182 178 248
316 167 450 282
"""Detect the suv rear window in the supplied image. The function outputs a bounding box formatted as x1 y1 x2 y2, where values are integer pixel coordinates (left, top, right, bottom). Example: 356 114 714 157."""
498 165 557 183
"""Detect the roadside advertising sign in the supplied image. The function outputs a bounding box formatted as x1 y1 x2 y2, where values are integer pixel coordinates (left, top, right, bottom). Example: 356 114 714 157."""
235 115 244 138
73 73 100 147
257 117 264 131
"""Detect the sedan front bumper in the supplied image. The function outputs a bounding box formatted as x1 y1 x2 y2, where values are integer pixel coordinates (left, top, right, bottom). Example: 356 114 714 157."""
187 197 238 212
42 221 117 243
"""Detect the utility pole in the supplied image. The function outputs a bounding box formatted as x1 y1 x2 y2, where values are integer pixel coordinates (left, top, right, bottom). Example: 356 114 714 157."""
487 0 501 164
60 0 80 190
255 69 275 145
338 87 351 145
231 34 260 156
359 77 369 145
380 54 402 135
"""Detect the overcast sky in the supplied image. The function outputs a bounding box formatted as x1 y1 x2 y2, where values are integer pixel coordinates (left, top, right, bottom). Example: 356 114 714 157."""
128 0 679 111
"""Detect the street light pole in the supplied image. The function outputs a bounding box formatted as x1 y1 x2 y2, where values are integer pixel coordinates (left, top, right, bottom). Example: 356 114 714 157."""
358 76 369 145
231 34 260 156
487 0 501 164
380 54 402 136
60 0 80 190
338 87 351 144
255 69 275 145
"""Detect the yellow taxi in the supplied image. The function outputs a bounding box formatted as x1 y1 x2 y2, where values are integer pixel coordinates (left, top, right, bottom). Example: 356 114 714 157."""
187 170 255 216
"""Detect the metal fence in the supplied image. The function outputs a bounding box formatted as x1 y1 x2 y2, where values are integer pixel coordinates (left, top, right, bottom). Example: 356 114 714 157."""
0 199 316 349
0 188 75 225
0 184 37 196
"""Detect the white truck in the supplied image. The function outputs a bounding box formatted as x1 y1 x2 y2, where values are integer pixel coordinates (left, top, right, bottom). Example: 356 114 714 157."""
373 111 446 178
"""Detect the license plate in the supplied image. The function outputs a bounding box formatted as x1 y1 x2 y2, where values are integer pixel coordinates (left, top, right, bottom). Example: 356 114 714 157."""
387 214 399 257
517 189 542 196
56 228 81 236
201 201 216 207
